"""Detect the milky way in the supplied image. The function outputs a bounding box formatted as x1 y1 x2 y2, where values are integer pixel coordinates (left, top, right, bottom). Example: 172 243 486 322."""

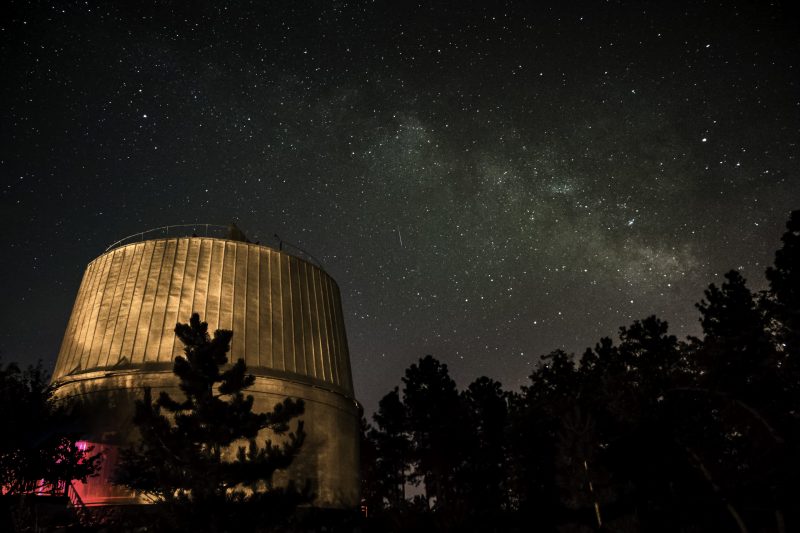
2 2 798 413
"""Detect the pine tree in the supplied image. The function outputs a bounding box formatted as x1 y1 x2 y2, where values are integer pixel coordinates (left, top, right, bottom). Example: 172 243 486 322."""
766 210 800 335
695 270 776 402
690 271 786 531
369 387 411 509
458 377 509 521
765 209 800 397
114 313 307 532
0 359 101 495
401 355 464 511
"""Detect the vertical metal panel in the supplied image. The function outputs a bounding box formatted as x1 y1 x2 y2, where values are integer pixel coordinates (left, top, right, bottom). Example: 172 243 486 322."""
194 239 213 331
146 240 177 362
114 244 144 364
82 253 112 369
303 263 320 381
96 250 125 367
246 247 260 366
299 261 315 379
330 276 344 386
307 264 323 380
232 244 247 359
175 240 200 349
91 249 121 367
258 248 271 369
331 281 352 391
203 240 224 334
290 258 306 375
282 254 295 373
134 240 165 362
270 250 284 371
317 271 334 385
122 242 154 363
312 265 326 380
158 240 187 361
315 268 334 384
219 242 236 333
106 247 138 366
324 274 342 386
316 269 330 381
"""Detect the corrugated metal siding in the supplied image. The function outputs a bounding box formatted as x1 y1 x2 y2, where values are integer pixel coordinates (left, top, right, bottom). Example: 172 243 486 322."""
53 238 354 395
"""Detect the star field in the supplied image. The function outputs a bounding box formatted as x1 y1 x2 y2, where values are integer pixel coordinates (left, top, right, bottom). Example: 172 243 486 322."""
1 2 798 414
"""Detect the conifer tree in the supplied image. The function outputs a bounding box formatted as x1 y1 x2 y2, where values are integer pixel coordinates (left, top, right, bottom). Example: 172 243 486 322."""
458 377 509 519
401 356 464 510
0 359 101 496
369 387 410 509
114 313 307 531
766 209 800 391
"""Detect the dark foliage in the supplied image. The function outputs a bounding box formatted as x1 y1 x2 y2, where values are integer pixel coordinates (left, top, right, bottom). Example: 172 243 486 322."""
0 359 100 495
401 355 465 512
457 376 509 518
362 210 800 533
113 313 308 532
366 387 410 508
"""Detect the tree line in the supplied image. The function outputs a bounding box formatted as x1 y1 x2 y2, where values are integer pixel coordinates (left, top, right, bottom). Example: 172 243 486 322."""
1 209 797 532
360 210 800 533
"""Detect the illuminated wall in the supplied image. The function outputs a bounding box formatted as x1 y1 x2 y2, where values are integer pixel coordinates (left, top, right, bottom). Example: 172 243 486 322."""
52 236 360 508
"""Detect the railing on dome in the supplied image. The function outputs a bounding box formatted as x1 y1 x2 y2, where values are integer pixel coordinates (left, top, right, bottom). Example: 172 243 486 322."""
104 224 229 251
103 224 325 270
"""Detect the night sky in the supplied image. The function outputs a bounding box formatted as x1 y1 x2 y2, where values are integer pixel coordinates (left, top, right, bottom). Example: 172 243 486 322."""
2 1 798 415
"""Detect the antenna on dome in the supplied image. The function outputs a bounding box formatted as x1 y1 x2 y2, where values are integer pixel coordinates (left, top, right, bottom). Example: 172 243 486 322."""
227 222 250 243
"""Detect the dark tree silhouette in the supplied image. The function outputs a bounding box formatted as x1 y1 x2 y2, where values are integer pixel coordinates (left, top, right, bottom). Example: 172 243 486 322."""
685 271 786 532
457 377 509 522
587 317 705 531
359 416 383 514
0 359 100 496
765 210 800 408
695 271 776 402
369 387 411 509
764 210 800 532
401 355 464 512
114 313 307 532
359 209 800 533
766 210 800 353
509 349 580 529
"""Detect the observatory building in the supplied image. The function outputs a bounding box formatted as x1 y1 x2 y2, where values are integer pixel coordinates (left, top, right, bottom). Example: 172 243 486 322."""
50 225 360 508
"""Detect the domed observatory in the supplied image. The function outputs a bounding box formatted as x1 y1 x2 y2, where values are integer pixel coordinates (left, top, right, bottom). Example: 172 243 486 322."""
51 225 360 508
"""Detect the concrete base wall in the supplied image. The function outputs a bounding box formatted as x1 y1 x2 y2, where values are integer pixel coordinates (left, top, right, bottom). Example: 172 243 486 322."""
53 369 360 508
